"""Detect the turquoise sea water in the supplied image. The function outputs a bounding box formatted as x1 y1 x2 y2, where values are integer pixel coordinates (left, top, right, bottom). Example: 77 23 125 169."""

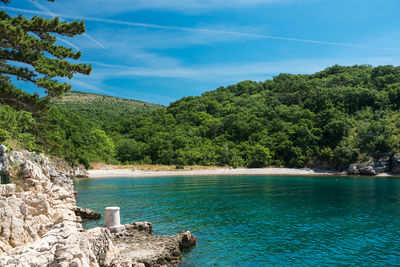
74 176 400 266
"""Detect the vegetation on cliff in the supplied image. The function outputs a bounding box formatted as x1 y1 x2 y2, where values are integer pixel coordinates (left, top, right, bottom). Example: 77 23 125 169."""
107 65 398 168
54 65 400 169
4 63 400 169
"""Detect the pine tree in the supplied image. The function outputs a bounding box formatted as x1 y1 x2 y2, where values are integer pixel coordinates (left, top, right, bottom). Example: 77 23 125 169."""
0 0 91 98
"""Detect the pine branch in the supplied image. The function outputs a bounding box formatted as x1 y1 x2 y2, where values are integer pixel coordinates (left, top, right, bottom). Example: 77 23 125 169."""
0 1 91 97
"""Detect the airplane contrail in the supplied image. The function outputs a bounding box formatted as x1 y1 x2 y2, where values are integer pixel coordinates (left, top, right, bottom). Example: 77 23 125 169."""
2 6 398 52
57 37 80 51
30 2 105 49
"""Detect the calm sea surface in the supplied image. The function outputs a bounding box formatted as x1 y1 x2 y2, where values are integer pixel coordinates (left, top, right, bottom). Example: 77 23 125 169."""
74 176 400 266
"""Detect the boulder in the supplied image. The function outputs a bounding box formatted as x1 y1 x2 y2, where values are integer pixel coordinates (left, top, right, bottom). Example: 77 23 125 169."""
72 167 89 178
74 206 101 220
0 184 15 197
347 164 358 175
357 163 377 175
84 227 121 267
178 231 198 251
372 154 391 174
113 223 197 266
125 221 153 234
391 155 400 174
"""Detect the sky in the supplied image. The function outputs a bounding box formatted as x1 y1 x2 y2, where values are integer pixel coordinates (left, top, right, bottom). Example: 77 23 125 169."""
3 0 400 105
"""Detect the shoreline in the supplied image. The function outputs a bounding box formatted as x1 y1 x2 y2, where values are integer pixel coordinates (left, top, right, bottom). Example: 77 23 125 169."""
88 167 337 178
88 167 400 178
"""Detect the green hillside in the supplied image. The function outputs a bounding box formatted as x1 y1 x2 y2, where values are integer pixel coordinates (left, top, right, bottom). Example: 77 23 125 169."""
105 65 400 169
0 85 161 167
52 91 162 127
3 65 400 170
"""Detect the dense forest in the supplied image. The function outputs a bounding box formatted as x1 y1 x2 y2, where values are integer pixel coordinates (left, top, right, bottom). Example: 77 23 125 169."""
105 65 400 169
0 81 158 168
5 64 399 169
2 64 400 169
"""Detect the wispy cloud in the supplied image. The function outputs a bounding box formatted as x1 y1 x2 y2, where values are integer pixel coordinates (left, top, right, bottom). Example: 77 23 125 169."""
70 55 399 104
86 56 400 82
19 0 301 16
4 6 398 52
57 37 80 51
29 1 105 49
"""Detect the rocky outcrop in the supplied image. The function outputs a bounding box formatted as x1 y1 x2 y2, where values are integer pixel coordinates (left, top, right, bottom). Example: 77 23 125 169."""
114 223 197 266
347 162 377 175
347 154 394 175
74 206 102 220
0 145 9 184
391 155 400 174
126 222 153 234
0 148 197 266
0 151 77 254
0 222 97 266
84 227 121 266
72 167 89 178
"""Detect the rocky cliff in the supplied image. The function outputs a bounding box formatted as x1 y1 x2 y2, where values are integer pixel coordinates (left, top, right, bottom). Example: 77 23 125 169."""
347 154 400 176
0 146 196 266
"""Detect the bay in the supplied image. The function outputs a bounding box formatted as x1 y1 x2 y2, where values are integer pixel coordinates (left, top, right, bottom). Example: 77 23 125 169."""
74 176 400 266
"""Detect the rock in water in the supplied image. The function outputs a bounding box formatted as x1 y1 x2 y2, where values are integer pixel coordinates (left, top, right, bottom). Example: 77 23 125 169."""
125 221 153 234
74 206 102 220
113 222 197 266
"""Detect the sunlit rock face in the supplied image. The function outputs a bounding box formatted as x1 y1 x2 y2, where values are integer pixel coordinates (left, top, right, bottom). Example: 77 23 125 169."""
0 150 120 266
0 148 197 266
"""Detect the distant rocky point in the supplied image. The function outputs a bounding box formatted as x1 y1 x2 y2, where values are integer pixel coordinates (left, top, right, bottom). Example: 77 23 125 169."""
346 154 400 176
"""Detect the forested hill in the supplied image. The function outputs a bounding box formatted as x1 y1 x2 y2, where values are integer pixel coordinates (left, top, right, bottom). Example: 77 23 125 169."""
0 85 161 168
2 65 400 170
51 91 162 127
106 65 400 169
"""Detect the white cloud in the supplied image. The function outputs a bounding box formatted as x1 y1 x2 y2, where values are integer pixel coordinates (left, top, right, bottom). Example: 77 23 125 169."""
30 1 105 49
4 6 397 52
86 56 400 83
29 0 299 16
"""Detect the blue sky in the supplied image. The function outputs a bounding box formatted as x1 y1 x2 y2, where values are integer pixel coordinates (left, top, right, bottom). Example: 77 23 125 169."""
3 0 400 105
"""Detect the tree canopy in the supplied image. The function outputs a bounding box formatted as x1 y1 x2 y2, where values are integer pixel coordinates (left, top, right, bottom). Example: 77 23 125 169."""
0 0 91 98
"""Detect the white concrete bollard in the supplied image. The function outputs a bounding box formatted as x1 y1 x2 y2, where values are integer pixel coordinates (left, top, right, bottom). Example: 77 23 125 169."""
103 207 125 233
